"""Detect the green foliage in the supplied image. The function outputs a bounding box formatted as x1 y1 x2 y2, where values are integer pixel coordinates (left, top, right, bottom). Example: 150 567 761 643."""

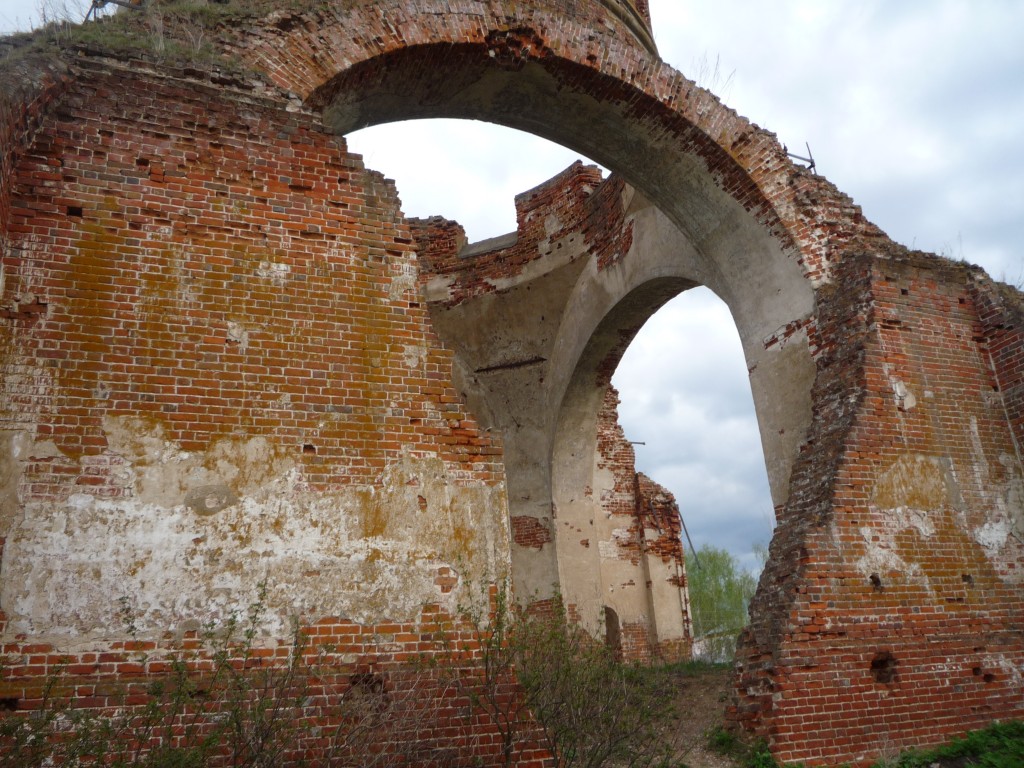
745 744 783 768
686 544 759 662
0 584 312 767
1 0 315 75
706 725 741 754
874 720 1024 768
1 582 698 768
706 720 1024 768
706 727 782 768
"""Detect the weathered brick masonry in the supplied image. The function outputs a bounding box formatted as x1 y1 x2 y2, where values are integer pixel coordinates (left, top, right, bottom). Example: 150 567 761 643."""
1 1 1023 765
736 251 1024 764
0 52 540 767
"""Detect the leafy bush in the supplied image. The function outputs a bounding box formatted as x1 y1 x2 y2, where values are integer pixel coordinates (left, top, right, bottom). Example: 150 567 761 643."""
877 720 1024 768
0 587 468 767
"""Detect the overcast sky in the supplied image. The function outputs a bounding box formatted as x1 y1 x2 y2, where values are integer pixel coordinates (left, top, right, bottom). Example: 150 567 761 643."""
2 1 1021 574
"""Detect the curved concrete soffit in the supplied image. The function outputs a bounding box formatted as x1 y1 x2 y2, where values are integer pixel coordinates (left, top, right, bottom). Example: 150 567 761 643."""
226 1 837 280
547 195 815 508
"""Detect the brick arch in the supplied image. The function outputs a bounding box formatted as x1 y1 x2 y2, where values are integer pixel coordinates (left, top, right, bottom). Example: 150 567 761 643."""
215 0 892 513
221 0 883 278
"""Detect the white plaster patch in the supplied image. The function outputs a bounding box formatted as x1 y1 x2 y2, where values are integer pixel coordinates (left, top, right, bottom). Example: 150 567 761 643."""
975 520 1010 552
893 506 936 538
388 272 416 301
543 213 561 237
423 274 455 303
256 260 290 283
968 416 989 493
854 524 926 588
226 321 249 351
598 540 618 559
890 378 916 410
981 652 1024 687
855 525 908 575
1 445 510 645
402 344 426 369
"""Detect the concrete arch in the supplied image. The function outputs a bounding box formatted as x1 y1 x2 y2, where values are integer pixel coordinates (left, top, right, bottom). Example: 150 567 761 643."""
549 275 694 641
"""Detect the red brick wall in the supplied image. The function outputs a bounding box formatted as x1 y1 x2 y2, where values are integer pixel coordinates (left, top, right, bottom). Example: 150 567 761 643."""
735 252 1024 766
2 2 1023 764
972 277 1024 456
0 58 537 766
592 385 692 663
0 603 552 767
1 59 501 492
412 162 627 305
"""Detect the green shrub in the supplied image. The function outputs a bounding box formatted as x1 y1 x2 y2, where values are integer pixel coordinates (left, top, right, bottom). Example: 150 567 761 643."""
877 720 1024 768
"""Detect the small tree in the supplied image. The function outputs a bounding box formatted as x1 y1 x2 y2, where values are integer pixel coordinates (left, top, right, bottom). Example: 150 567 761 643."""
687 545 759 663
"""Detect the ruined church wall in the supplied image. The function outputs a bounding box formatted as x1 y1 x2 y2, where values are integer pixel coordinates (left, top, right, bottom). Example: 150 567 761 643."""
590 385 690 663
972 278 1024 456
0 60 522 753
736 252 1024 766
2 1 1023 763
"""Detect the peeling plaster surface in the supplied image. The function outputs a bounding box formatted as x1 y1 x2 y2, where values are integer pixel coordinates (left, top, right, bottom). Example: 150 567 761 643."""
1 419 510 645
0 431 62 538
859 451 1024 585
871 453 953 512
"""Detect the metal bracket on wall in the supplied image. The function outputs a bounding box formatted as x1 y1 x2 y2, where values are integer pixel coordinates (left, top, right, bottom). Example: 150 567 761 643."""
785 142 817 173
85 0 146 23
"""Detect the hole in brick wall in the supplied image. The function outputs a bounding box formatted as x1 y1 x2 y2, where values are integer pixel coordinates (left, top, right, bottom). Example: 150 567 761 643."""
136 157 149 167
870 651 897 684
0 697 18 711
302 444 316 455
971 665 995 682
346 672 390 712
900 288 909 295
958 297 966 305
962 573 974 585
67 205 83 217
870 572 883 591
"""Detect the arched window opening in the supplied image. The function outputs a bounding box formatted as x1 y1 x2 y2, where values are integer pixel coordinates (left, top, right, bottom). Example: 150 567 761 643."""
604 605 623 660
612 287 773 662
